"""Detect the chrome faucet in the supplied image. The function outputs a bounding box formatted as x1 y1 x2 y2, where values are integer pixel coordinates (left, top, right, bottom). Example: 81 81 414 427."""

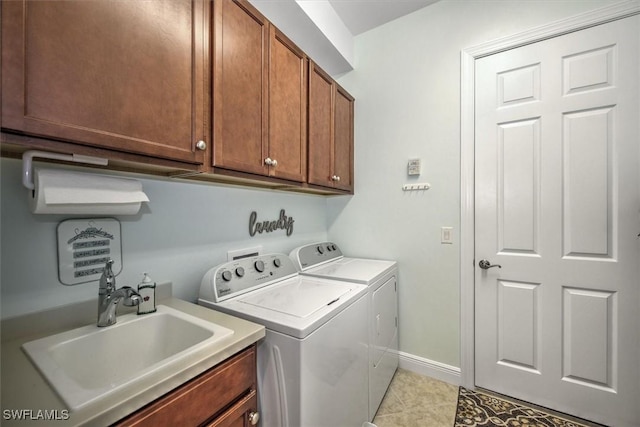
97 259 141 327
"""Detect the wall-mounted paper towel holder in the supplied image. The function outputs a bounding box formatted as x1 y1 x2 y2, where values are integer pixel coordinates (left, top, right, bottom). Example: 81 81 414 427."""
22 150 150 215
22 150 108 190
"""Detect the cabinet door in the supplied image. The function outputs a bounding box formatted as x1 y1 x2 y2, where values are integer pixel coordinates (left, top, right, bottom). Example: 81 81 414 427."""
308 62 355 193
205 390 258 427
115 345 257 427
268 27 307 183
333 85 355 192
1 0 208 165
213 0 269 176
308 62 334 188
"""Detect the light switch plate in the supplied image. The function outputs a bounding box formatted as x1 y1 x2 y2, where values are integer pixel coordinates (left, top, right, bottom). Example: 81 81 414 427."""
441 227 453 244
407 158 421 176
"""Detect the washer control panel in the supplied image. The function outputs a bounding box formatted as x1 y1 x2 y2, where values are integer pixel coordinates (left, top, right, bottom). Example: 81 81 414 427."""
292 242 343 270
201 253 297 303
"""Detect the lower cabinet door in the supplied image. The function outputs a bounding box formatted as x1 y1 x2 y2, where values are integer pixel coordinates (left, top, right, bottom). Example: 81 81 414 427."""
114 345 256 427
206 390 258 427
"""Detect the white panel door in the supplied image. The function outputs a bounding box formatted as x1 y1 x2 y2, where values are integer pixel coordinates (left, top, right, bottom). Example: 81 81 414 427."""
475 16 639 427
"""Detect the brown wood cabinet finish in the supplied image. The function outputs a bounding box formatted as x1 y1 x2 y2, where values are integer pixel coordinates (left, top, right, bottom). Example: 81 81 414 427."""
114 345 257 427
308 63 334 188
205 390 257 427
213 0 307 183
1 0 354 195
267 27 308 183
307 62 354 193
1 0 209 165
212 0 269 176
333 85 355 192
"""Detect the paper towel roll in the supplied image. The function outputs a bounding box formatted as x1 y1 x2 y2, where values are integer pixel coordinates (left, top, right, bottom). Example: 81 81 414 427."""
30 168 150 215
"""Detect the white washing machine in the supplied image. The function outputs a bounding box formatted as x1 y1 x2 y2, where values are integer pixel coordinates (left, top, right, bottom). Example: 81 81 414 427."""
290 242 399 421
199 253 369 427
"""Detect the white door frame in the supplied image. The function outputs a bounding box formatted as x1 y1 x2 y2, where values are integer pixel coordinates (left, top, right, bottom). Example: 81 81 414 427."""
459 0 640 390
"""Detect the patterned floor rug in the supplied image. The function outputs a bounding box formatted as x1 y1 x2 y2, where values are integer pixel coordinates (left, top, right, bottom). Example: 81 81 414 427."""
454 387 600 427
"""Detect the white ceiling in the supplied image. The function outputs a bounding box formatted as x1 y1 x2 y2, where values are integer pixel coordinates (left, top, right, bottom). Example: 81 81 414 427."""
249 0 440 75
326 0 440 35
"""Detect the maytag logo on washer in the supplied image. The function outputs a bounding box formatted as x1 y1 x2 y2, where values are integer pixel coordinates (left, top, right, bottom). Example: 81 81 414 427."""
249 209 294 237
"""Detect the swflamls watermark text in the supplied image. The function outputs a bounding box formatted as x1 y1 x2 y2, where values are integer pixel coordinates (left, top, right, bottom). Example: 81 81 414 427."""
3 409 70 421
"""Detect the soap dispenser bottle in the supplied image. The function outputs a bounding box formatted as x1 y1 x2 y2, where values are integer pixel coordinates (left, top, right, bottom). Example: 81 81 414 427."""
137 272 156 315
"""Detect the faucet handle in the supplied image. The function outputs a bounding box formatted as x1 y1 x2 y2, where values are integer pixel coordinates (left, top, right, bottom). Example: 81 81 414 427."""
121 287 142 307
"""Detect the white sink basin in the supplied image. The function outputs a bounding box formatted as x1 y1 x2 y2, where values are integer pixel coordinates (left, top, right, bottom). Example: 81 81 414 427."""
22 305 234 411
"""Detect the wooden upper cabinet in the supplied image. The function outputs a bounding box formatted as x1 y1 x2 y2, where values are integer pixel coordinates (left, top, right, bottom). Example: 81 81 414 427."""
268 27 307 183
212 0 269 176
213 0 307 183
1 0 209 165
308 62 334 187
333 85 355 192
308 62 354 193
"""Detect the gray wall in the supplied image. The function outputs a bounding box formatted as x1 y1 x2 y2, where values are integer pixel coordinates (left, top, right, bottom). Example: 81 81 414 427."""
328 0 618 367
0 158 328 318
0 0 620 371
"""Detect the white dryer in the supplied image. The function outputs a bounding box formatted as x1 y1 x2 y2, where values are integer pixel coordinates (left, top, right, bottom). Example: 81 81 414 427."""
199 253 369 427
290 242 399 421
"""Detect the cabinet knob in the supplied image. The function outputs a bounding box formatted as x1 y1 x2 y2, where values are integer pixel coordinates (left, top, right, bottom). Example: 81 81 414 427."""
264 158 278 167
248 411 260 425
271 159 278 167
195 140 207 151
331 175 341 182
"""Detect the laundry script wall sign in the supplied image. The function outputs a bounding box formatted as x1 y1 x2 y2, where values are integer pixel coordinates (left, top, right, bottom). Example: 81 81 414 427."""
249 209 294 237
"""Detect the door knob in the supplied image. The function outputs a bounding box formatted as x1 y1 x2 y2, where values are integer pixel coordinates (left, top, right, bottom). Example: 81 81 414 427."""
478 259 501 269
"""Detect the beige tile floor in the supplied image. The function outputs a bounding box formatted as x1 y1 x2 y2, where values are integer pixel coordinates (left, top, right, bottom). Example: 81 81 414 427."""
372 369 459 427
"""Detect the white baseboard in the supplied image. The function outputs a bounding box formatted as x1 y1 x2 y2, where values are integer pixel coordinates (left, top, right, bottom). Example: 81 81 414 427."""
397 351 461 387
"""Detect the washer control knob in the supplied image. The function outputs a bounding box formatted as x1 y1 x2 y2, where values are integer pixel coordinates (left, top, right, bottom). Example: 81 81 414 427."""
273 258 282 268
331 244 337 251
254 260 265 272
235 267 245 277
221 270 232 282
317 245 325 254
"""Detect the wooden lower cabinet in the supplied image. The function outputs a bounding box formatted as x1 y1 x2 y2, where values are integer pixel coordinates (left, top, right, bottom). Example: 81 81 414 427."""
205 391 257 427
114 345 258 427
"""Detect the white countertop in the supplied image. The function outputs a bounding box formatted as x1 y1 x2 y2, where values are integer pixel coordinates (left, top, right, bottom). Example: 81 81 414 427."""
0 293 265 426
